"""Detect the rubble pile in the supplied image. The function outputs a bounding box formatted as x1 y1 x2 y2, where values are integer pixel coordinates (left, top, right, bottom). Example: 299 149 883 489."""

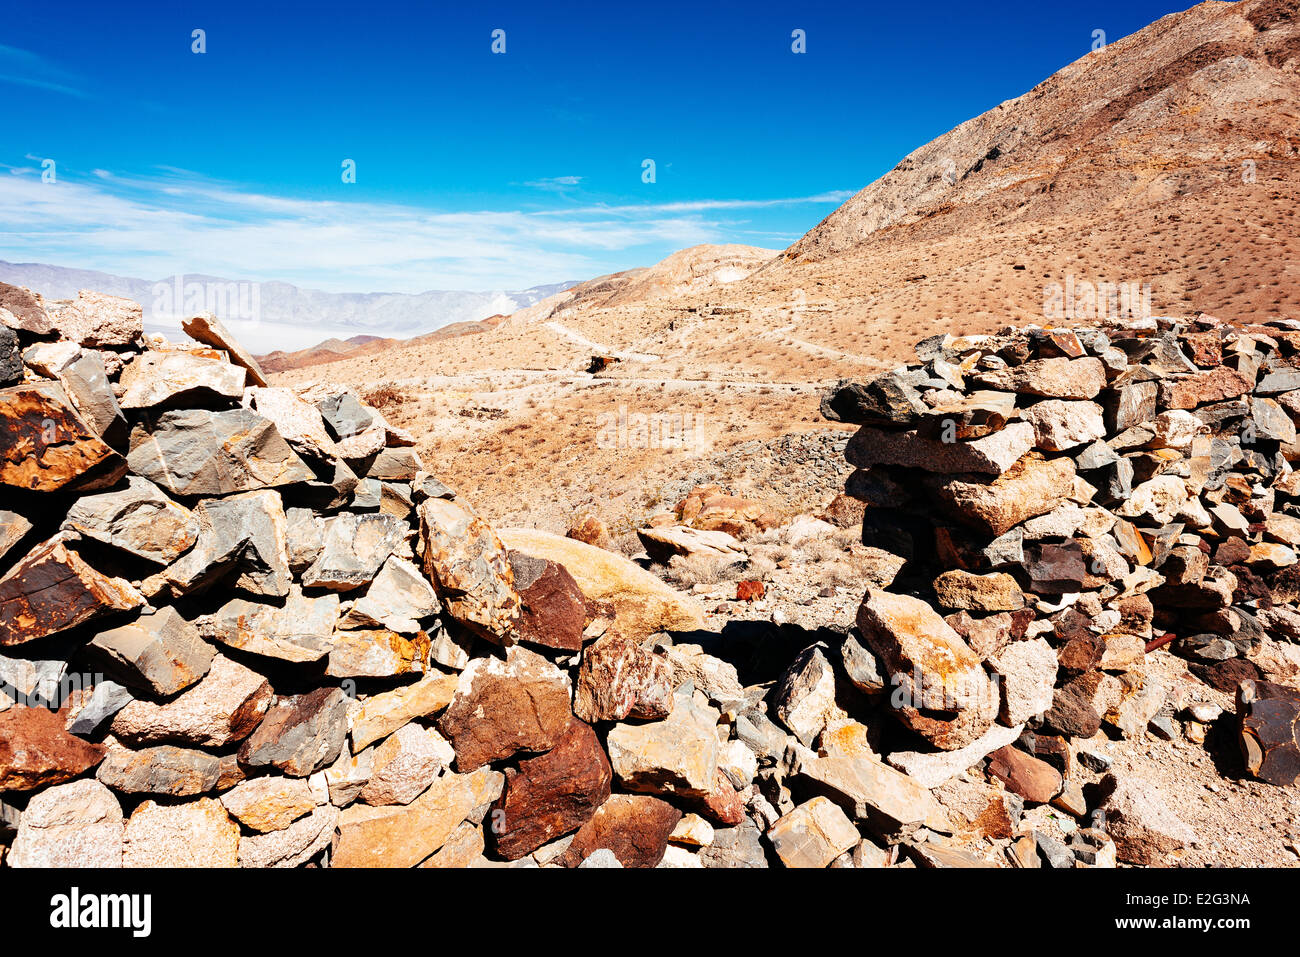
0 283 749 868
819 314 1300 864
5 280 1299 869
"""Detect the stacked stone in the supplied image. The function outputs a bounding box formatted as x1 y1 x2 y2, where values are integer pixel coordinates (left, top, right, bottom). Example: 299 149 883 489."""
0 282 772 869
810 313 1300 863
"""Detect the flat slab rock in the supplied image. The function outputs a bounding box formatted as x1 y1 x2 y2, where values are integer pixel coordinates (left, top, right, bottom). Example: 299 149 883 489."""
606 687 721 800
845 421 1035 476
205 587 338 663
63 477 200 565
96 743 221 797
110 654 273 748
183 312 269 387
768 796 861 869
1238 680 1300 786
117 350 247 409
331 766 503 868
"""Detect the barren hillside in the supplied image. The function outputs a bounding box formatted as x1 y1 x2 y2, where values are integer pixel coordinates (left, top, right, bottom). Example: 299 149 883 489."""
272 0 1300 534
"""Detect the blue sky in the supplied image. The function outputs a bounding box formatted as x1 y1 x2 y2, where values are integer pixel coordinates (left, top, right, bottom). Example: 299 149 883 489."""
1 0 1193 293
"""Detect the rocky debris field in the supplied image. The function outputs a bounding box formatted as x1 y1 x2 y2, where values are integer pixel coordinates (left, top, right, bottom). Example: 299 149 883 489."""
2 279 1299 869
819 312 1300 866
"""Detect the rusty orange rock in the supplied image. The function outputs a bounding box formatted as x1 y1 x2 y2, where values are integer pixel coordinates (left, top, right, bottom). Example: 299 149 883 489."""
0 705 106 792
0 536 144 647
0 382 126 493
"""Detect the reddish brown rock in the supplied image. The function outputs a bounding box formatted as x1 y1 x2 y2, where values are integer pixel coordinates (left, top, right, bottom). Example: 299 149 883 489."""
492 719 612 860
558 793 682 868
508 551 587 652
573 631 673 723
1191 657 1263 693
1043 675 1104 737
818 493 867 529
1182 332 1222 367
0 382 126 493
0 536 144 647
736 580 765 601
1158 367 1252 410
692 767 745 826
438 646 573 771
1238 681 1300 787
566 515 611 549
0 705 106 792
986 746 1062 804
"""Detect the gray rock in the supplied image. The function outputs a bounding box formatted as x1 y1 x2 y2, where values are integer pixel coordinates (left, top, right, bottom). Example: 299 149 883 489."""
96 744 222 796
303 511 406 591
0 324 22 386
90 606 215 696
64 680 134 736
418 497 521 643
317 393 375 439
339 555 441 632
1034 830 1075 868
204 586 339 663
771 643 838 746
63 477 200 565
147 490 291 598
127 407 314 496
698 820 769 868
237 688 350 777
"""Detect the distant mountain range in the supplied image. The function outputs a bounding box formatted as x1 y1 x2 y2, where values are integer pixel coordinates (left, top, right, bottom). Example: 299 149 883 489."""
0 260 577 353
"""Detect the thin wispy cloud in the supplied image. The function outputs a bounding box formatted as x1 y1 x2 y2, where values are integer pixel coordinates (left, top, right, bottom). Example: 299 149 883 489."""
0 45 90 99
0 165 850 292
522 175 584 192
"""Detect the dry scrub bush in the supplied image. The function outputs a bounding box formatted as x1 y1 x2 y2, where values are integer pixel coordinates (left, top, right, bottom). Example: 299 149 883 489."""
363 383 403 409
